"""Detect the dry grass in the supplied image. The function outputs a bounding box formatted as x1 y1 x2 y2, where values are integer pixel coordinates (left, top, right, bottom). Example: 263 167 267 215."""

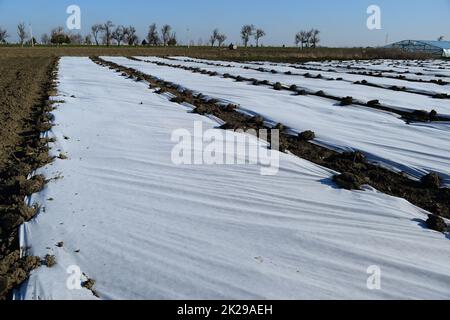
0 45 433 61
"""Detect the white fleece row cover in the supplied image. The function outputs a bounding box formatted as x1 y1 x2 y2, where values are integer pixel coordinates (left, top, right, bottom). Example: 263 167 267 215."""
103 56 450 186
156 56 450 116
17 57 450 300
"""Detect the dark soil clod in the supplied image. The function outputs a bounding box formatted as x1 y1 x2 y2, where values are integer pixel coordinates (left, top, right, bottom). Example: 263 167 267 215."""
82 278 96 290
14 174 46 196
298 130 316 141
429 110 438 119
421 172 442 189
367 99 380 107
316 90 325 96
273 82 283 90
333 173 364 190
170 97 184 104
0 277 8 296
250 116 265 126
223 104 237 112
44 254 56 268
426 214 448 233
340 96 353 106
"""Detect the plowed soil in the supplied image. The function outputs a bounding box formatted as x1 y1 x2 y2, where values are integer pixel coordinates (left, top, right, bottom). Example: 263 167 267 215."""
0 56 58 299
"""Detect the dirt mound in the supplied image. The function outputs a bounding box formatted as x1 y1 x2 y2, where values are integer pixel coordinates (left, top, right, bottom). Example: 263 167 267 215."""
340 96 354 106
0 251 41 298
333 173 364 190
273 82 283 90
298 131 316 141
421 173 442 189
426 215 448 233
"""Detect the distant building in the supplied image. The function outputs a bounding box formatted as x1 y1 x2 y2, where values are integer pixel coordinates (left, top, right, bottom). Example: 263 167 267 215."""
385 40 450 57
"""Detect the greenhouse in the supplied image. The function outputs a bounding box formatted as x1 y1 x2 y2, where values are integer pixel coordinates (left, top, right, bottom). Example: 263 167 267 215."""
386 40 450 57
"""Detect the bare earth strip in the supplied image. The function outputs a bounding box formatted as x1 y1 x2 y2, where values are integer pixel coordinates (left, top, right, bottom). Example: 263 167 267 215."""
0 56 58 299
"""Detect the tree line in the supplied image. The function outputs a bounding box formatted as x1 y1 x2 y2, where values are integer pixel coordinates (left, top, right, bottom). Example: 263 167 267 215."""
295 29 321 48
0 22 321 48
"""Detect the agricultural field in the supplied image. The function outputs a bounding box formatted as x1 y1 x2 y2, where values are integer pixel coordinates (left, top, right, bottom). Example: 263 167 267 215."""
1 54 450 300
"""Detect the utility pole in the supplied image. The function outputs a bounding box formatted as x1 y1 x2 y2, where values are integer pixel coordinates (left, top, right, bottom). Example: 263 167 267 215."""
29 22 34 47
187 27 190 49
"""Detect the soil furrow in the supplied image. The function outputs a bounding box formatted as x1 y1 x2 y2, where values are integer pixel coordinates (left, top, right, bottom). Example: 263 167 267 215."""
301 62 450 80
169 57 450 87
132 57 447 123
0 57 59 300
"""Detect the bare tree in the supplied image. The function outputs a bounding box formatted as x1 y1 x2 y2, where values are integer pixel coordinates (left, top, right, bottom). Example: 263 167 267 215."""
168 32 177 46
217 34 227 47
241 24 255 47
309 29 320 48
305 30 313 48
161 25 172 46
40 33 50 45
17 22 27 46
50 26 70 45
84 34 92 45
27 37 36 46
210 28 220 46
209 35 215 47
125 26 139 46
302 31 309 48
91 24 102 46
102 21 115 46
295 31 308 49
147 23 160 46
255 28 266 47
69 33 83 45
295 32 301 48
0 27 8 44
112 25 126 46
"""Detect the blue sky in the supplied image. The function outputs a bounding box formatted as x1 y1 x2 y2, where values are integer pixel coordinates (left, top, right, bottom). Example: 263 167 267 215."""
0 0 449 46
